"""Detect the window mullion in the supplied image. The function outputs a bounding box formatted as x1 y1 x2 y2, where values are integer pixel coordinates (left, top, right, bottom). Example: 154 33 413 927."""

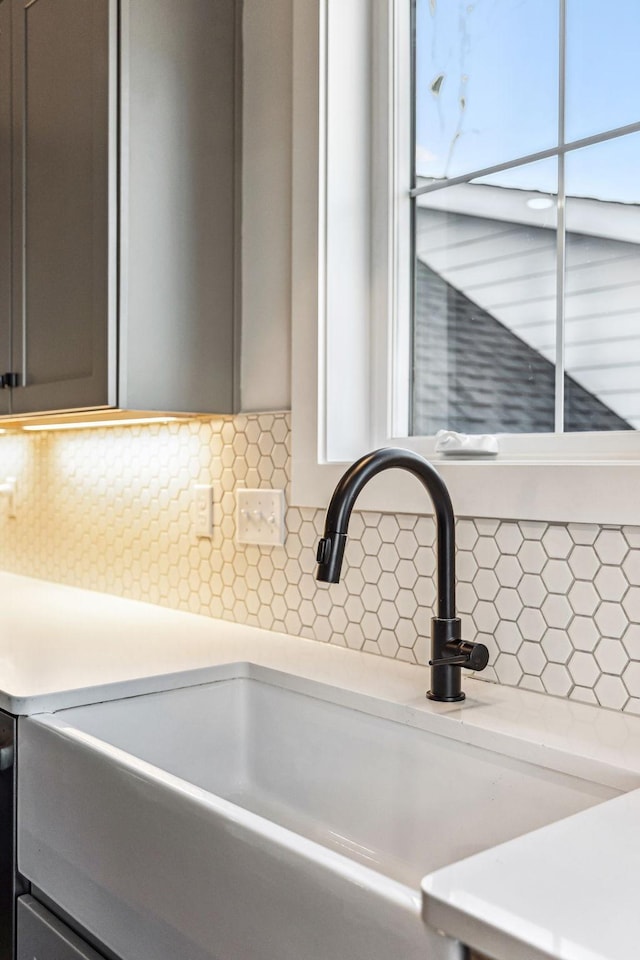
555 158 566 434
555 0 567 433
411 118 640 200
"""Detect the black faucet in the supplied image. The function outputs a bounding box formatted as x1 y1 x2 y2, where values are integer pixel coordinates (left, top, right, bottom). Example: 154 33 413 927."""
315 448 489 702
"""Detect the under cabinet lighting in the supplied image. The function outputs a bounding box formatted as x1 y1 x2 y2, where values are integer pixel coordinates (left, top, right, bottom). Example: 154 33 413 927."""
21 417 182 432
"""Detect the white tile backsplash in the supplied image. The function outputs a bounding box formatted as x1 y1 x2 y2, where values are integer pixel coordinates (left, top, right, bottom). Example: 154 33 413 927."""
1 412 640 712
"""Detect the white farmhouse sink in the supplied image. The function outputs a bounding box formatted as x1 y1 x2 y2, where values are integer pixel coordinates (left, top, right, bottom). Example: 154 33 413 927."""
18 667 618 960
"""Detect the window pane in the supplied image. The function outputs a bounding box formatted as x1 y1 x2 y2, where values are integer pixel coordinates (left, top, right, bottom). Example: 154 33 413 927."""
565 0 640 143
564 135 640 432
414 0 559 182
412 160 558 435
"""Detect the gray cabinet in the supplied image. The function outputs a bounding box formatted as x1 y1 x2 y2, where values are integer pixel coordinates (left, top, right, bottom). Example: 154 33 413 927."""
0 0 11 416
17 896 112 960
0 713 22 960
10 0 111 415
2 0 239 421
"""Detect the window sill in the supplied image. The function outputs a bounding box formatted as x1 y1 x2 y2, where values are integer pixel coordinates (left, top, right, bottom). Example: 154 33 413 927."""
291 452 640 526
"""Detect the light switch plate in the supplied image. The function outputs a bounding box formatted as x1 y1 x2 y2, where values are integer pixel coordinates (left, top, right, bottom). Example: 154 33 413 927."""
193 484 214 538
0 477 16 518
236 489 285 546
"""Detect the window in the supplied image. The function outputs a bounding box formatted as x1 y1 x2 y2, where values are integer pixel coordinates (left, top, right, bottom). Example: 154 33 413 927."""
412 0 640 439
291 0 640 524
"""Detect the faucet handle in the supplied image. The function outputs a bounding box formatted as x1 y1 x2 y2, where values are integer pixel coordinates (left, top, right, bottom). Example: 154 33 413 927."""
429 640 489 672
428 653 468 667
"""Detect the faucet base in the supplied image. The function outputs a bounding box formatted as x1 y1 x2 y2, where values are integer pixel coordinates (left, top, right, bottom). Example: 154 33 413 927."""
426 690 465 703
428 617 465 702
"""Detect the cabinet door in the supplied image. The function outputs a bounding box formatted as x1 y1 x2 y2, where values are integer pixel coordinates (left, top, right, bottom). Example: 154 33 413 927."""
18 896 110 960
0 714 18 960
0 0 11 415
10 0 115 415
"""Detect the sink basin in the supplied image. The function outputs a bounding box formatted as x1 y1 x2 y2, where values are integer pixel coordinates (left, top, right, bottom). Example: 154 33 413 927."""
18 667 618 960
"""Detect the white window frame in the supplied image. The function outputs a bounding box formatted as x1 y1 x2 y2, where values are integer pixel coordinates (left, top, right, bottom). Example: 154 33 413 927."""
290 0 640 526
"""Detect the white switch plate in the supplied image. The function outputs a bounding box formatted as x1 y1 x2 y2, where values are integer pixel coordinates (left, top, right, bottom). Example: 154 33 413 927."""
193 484 214 538
0 477 16 518
236 489 285 546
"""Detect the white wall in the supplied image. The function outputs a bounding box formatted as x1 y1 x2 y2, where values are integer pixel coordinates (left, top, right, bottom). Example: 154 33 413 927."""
241 0 293 412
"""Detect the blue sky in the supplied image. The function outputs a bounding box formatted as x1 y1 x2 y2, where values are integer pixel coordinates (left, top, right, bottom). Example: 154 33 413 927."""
415 0 640 203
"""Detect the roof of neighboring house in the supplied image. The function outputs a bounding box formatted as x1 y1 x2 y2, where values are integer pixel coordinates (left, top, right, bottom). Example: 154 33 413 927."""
412 259 631 436
414 183 640 431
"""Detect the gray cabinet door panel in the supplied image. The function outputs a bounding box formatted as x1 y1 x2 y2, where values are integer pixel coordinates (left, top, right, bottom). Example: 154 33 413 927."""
18 896 111 960
11 0 114 415
0 0 11 414
120 0 237 414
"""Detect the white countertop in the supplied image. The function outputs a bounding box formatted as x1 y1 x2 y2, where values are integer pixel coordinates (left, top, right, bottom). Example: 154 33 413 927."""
422 788 640 960
3 571 640 960
0 571 639 783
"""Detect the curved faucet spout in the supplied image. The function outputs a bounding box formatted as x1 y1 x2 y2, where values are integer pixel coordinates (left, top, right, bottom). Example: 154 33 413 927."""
315 447 488 702
315 448 455 619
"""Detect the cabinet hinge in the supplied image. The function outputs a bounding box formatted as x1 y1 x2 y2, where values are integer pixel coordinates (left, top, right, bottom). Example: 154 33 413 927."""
0 373 19 389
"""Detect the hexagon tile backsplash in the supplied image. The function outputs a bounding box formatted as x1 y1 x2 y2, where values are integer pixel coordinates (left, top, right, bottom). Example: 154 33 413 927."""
1 412 640 714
